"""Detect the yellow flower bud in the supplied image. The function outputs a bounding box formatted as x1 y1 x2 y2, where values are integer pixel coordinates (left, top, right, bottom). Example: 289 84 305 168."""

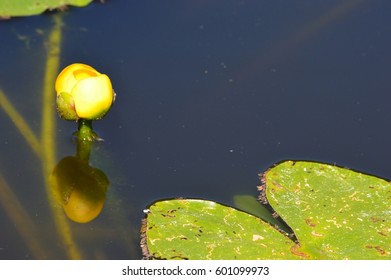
55 63 114 120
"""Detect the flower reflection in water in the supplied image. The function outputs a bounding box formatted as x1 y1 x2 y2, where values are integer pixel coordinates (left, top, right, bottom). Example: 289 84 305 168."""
51 155 109 223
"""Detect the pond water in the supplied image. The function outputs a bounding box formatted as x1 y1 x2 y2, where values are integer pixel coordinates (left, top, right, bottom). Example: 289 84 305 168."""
0 0 391 259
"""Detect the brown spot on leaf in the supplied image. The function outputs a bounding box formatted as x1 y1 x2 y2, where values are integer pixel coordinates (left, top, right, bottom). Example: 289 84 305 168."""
161 212 176 218
305 218 317 227
365 245 387 255
169 254 189 260
273 182 284 189
377 231 388 237
290 244 310 259
370 217 385 223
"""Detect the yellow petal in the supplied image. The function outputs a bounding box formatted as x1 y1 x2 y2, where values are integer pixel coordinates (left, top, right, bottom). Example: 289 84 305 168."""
55 63 99 95
72 74 113 120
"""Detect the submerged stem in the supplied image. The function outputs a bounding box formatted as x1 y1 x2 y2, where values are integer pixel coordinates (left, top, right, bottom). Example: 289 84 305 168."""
0 88 41 157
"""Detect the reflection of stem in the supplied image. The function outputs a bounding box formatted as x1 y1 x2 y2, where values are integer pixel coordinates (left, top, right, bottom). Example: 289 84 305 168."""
40 14 83 259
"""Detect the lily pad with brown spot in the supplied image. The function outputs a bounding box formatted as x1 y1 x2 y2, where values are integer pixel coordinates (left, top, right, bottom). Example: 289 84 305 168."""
141 161 390 259
261 161 391 259
141 199 304 260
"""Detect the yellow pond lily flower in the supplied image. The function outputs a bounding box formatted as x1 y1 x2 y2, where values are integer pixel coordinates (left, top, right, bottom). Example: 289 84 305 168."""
55 63 114 120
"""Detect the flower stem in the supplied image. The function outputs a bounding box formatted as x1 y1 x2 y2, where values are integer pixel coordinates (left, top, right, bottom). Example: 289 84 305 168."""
77 119 94 140
75 119 95 162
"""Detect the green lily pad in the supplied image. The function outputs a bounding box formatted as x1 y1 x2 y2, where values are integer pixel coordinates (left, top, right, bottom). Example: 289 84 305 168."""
141 199 302 260
261 161 391 259
141 161 390 259
0 0 93 17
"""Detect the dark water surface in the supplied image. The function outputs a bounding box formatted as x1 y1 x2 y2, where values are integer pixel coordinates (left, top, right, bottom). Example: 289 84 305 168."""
1 0 390 259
